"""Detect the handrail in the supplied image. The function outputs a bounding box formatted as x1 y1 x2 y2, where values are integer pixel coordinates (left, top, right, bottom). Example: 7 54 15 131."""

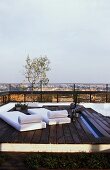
0 90 110 104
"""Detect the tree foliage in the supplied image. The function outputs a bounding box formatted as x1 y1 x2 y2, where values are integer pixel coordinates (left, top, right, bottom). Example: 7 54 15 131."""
24 55 50 90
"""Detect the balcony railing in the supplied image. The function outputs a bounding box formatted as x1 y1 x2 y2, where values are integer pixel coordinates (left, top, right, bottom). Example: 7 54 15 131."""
0 83 110 105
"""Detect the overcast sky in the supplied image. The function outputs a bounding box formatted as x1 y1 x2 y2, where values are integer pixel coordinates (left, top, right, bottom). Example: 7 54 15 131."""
0 0 110 83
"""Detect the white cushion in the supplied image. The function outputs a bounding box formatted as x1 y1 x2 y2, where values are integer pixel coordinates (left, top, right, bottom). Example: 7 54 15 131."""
47 110 68 119
18 114 42 124
28 108 71 125
0 111 46 131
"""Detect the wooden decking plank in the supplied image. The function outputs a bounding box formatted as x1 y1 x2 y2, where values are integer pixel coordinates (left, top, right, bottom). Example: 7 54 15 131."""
82 110 110 137
94 112 110 129
89 110 110 128
9 130 20 143
31 129 42 143
40 125 49 144
74 118 90 143
22 130 35 143
98 136 110 144
13 131 26 143
93 118 110 135
78 117 98 143
49 125 57 144
0 127 11 142
0 126 17 142
82 110 110 143
94 113 110 128
83 109 104 125
102 117 110 127
68 121 81 143
13 130 33 143
0 120 11 140
85 110 110 136
106 117 110 124
56 124 65 144
0 120 12 134
9 130 34 143
0 119 8 128
88 108 110 128
62 124 74 144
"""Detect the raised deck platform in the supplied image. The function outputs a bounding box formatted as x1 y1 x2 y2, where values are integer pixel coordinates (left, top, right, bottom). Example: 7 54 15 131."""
0 106 110 152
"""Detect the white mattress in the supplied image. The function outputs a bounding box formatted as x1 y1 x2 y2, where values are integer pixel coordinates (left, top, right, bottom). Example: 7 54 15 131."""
44 117 71 125
0 102 70 113
24 102 43 107
0 103 16 112
22 102 71 108
28 108 71 125
47 110 68 119
0 111 46 131
42 102 71 106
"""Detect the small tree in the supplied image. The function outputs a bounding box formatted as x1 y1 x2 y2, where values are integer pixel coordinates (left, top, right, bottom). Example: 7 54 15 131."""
24 55 50 92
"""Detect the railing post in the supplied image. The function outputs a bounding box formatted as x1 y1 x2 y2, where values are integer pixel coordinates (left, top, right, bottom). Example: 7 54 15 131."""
106 84 108 103
74 84 75 91
4 95 6 104
72 84 75 102
57 93 59 103
4 96 6 103
2 96 4 104
8 93 10 103
73 92 77 106
90 93 92 103
24 94 26 102
41 92 42 102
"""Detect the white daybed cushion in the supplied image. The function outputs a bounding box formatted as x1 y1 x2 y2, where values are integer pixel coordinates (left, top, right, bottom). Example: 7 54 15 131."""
42 102 71 106
0 111 46 131
18 114 42 124
0 103 16 112
26 102 43 107
44 117 71 125
28 108 71 125
28 108 50 117
47 110 68 119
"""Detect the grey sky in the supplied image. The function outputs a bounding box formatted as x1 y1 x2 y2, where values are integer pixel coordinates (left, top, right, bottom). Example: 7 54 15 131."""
0 0 110 83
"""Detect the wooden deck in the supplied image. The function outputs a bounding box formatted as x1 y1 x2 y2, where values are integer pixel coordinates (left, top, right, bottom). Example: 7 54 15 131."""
0 106 110 152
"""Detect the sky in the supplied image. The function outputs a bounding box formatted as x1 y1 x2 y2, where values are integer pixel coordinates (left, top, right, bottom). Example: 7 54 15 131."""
0 0 110 84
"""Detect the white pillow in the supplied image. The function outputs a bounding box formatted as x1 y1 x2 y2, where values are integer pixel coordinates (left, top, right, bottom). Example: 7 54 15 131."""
18 114 42 124
47 110 68 119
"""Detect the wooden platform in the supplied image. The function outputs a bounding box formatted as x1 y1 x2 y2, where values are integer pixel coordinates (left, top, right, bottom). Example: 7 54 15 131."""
0 106 110 152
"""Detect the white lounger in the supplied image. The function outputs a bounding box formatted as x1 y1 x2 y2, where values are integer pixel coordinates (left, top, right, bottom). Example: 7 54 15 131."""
0 111 46 131
0 103 16 112
28 108 71 125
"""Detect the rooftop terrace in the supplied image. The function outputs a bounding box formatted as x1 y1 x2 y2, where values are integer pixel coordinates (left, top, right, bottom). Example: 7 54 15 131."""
0 104 110 153
0 83 110 152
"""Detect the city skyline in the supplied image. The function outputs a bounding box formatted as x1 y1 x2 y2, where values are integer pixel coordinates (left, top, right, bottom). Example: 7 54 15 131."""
0 0 110 83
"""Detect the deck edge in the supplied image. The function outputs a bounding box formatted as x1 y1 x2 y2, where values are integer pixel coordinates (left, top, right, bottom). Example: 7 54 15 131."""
0 143 110 153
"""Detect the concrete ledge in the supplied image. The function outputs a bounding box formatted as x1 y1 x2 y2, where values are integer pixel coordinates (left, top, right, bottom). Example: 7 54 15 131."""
0 143 110 153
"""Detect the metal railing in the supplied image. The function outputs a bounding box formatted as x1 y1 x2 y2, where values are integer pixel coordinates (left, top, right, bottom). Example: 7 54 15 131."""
0 83 110 105
0 90 110 105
